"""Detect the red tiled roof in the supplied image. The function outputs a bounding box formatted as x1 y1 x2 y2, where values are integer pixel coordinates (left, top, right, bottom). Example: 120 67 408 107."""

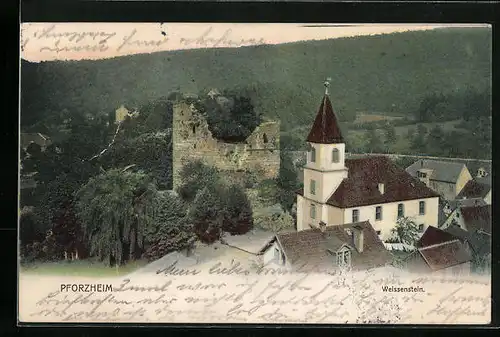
418 241 471 271
456 180 491 199
416 226 458 248
325 156 440 208
460 204 491 234
276 221 391 271
306 95 344 144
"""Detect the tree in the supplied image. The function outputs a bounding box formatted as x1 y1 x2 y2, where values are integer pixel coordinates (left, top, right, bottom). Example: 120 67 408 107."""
75 170 157 266
276 151 302 211
143 192 196 261
254 210 294 233
202 92 261 142
426 125 445 156
410 125 427 154
177 160 221 202
257 179 280 206
102 132 173 190
389 217 420 246
188 186 224 244
220 184 253 235
365 129 384 153
384 125 397 146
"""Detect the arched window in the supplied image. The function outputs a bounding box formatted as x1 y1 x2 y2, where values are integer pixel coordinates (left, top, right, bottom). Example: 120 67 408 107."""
310 147 316 162
332 148 340 163
263 133 268 143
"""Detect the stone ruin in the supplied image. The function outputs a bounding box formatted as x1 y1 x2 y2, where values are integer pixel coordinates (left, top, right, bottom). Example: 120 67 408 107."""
172 100 280 190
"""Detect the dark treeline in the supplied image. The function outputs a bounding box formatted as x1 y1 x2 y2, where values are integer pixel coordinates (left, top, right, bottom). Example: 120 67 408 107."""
415 88 491 123
21 28 491 133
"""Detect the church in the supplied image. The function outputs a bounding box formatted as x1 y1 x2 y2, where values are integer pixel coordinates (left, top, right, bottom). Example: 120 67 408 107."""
295 80 440 241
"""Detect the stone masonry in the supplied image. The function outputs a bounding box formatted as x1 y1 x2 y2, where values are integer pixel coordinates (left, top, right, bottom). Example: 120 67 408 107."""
172 101 280 189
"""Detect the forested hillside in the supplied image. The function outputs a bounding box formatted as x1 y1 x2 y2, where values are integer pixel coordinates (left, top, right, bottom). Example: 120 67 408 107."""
22 28 491 132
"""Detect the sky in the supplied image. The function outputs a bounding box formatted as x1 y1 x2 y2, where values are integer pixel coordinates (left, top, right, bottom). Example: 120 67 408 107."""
20 23 490 62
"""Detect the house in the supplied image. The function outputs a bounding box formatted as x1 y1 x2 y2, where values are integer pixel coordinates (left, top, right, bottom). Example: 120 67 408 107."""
443 198 487 218
262 221 392 272
455 179 491 205
466 161 491 180
440 204 491 234
21 133 51 151
405 159 473 201
444 225 491 273
403 226 472 276
295 82 440 241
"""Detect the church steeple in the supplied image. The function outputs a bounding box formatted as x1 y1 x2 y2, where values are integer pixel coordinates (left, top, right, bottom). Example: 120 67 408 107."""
306 78 344 144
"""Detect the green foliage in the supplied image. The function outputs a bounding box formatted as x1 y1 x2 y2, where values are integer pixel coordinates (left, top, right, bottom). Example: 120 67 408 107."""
181 161 254 243
120 98 173 138
220 184 254 235
75 170 157 266
143 192 196 261
199 92 261 142
364 129 385 153
177 160 221 202
21 28 492 134
102 131 172 189
257 179 280 206
384 124 397 146
188 186 225 244
416 88 491 123
389 217 420 246
254 210 295 233
277 152 302 211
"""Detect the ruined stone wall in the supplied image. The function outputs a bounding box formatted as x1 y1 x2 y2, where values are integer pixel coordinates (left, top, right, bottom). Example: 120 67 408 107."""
172 101 280 189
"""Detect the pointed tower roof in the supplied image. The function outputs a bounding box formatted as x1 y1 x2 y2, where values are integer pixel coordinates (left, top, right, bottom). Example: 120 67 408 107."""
306 79 344 144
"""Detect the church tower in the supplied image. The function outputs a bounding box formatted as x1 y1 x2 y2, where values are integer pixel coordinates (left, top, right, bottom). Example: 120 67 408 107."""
296 79 348 231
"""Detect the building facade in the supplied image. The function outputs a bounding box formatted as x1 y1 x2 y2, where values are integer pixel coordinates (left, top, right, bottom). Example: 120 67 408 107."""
296 83 440 241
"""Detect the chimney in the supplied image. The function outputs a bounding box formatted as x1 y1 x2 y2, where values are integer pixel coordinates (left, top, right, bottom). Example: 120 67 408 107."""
352 225 364 253
378 183 385 195
319 221 327 233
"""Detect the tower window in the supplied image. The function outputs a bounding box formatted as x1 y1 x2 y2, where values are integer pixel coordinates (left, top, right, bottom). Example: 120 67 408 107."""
311 147 316 163
310 180 316 195
332 148 339 163
192 125 196 135
263 133 268 143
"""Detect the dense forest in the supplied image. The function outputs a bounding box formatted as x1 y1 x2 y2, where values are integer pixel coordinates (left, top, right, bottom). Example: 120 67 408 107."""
22 28 491 132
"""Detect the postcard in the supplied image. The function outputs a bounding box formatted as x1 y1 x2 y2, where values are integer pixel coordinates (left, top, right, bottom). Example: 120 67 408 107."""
18 23 492 324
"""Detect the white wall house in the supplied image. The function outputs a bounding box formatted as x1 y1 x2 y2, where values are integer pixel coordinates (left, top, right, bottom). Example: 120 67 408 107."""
296 84 440 242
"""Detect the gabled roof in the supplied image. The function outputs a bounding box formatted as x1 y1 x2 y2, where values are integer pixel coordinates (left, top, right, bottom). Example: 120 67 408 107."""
447 198 487 211
276 221 391 271
320 156 439 208
444 225 491 257
466 161 491 178
460 204 491 234
405 159 467 183
456 180 491 199
418 241 471 271
306 95 344 144
416 226 458 248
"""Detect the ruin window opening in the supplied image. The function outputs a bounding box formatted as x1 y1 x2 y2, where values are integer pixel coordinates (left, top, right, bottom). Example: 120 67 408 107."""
263 133 268 144
192 125 196 135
